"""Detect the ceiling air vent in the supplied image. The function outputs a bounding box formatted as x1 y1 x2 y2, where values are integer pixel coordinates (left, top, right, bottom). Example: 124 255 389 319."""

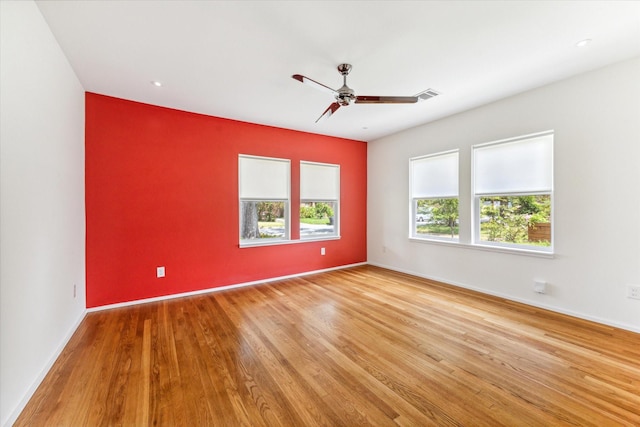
416 88 440 101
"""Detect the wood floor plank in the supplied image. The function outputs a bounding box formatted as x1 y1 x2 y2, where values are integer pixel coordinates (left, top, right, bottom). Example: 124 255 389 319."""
15 265 640 426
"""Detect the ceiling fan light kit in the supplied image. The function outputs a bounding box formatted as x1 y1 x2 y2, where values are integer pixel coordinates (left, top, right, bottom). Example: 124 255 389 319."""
292 63 437 123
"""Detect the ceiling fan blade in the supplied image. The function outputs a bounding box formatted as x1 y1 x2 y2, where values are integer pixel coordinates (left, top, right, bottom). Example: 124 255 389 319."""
292 74 338 96
355 95 419 104
316 102 340 123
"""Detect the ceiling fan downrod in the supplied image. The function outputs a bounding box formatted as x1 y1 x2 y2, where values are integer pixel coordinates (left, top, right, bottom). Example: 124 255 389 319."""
336 63 355 106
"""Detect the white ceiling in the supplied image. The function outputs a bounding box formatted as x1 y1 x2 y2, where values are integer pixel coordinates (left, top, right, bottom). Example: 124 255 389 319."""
36 1 640 142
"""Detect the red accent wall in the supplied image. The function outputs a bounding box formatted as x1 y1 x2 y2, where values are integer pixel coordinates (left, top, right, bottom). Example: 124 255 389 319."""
85 93 367 308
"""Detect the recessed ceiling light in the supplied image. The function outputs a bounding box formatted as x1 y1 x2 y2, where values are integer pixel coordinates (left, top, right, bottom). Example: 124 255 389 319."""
151 80 162 87
575 39 592 48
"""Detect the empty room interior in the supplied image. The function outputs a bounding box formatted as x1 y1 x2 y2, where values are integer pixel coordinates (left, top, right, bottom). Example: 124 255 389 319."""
2 1 640 426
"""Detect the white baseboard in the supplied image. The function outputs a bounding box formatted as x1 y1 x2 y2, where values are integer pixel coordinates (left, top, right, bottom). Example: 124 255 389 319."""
88 262 368 313
368 261 640 334
4 309 87 427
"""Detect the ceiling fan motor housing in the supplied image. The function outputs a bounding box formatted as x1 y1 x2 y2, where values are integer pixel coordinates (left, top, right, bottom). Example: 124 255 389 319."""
337 89 355 105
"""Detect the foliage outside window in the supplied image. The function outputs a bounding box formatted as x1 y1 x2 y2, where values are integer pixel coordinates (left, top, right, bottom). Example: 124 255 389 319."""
239 155 290 245
473 131 553 252
415 198 459 239
410 150 459 241
300 161 339 239
479 195 551 246
240 201 286 239
300 202 337 237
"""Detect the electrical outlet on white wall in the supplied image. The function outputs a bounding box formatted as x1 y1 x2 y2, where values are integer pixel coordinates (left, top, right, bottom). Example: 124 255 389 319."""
533 280 547 294
628 285 640 300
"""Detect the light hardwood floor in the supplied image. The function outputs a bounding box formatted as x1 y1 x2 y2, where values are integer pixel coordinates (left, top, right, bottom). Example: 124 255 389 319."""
16 265 640 426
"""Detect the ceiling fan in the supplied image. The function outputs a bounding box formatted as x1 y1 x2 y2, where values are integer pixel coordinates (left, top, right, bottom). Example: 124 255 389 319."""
292 63 428 123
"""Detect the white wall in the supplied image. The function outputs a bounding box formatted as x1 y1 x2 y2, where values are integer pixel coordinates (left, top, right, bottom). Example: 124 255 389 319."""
0 2 86 425
368 57 640 332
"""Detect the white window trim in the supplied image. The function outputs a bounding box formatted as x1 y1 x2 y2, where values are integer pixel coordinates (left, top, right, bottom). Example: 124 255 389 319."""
409 237 555 258
409 149 460 243
239 154 291 247
300 161 341 241
471 130 554 254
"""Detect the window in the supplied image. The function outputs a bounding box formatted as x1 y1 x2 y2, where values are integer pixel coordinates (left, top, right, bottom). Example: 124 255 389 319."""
410 150 459 240
300 161 339 239
473 131 553 252
239 155 290 245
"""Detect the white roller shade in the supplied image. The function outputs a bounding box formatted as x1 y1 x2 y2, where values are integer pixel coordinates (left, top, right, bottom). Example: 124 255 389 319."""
300 162 339 200
239 155 289 199
474 133 553 195
410 151 459 198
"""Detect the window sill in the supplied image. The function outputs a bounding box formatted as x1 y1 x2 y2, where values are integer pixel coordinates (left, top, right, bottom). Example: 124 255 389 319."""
300 235 341 242
240 236 341 248
409 237 555 259
240 239 292 248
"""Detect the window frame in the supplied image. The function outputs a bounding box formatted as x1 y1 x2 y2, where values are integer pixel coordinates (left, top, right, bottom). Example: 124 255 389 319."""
471 131 554 254
409 149 460 242
299 161 340 241
238 154 291 247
